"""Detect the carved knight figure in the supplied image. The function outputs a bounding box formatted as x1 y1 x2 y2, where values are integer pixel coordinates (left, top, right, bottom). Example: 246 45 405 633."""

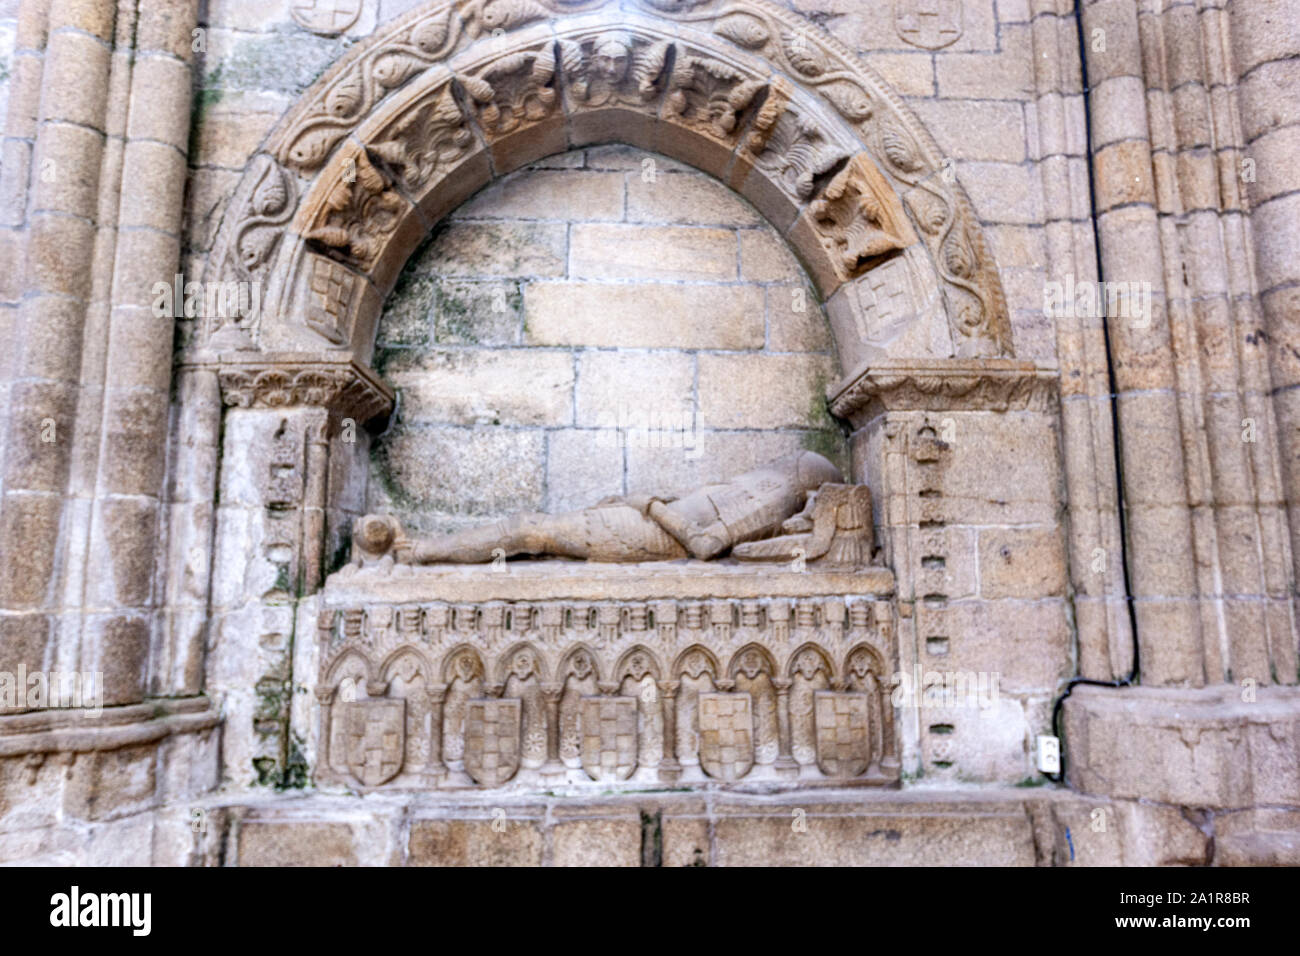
732 650 779 768
619 652 662 779
441 649 484 779
558 650 599 769
789 648 831 769
675 650 716 780
401 450 843 564
504 649 547 769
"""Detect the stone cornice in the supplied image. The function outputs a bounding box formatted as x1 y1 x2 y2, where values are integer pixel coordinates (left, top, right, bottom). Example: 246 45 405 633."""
0 697 218 757
187 352 395 423
828 358 1060 422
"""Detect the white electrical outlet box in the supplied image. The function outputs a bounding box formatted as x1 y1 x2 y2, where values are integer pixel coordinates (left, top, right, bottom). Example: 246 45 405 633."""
1037 735 1061 774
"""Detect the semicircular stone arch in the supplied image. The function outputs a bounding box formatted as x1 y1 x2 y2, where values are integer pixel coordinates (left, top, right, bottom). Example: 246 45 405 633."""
198 0 1012 427
369 142 852 532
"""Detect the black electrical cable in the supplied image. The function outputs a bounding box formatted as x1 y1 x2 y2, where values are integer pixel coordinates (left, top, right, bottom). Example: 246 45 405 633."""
1043 0 1142 783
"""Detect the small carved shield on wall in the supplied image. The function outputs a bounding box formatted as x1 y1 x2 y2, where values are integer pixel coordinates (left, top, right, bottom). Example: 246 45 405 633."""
291 0 362 37
580 696 638 781
894 0 963 50
699 692 754 781
464 698 522 787
342 698 405 787
814 691 871 778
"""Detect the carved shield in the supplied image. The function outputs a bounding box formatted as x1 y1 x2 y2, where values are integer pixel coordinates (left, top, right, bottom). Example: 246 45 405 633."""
698 692 754 781
580 696 638 782
464 698 521 787
291 0 362 36
814 691 871 778
894 0 962 50
342 698 405 787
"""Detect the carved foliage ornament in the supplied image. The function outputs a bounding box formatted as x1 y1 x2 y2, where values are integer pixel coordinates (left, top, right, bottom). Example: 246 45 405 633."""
218 363 395 423
205 0 1009 359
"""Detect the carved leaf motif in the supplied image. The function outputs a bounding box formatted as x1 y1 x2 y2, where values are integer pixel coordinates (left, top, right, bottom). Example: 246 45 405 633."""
326 71 364 118
238 227 279 270
631 40 671 97
477 0 550 33
783 32 827 76
373 52 423 89
251 171 288 217
715 13 769 49
286 126 346 171
557 38 584 77
822 81 873 122
880 122 924 173
305 224 352 249
460 74 495 103
942 230 975 279
409 11 450 54
906 190 948 235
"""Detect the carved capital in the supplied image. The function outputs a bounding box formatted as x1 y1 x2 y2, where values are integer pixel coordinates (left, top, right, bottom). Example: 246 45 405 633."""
828 358 1060 424
210 354 395 424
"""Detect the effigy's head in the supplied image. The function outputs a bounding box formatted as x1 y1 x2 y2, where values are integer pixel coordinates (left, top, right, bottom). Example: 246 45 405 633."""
792 450 844 490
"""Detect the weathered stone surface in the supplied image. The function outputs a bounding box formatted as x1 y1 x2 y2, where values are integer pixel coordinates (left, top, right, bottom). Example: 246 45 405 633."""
2 0 1299 868
408 819 545 867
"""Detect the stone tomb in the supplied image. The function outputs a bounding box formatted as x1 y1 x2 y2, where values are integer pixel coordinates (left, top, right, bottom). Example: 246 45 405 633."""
315 560 898 792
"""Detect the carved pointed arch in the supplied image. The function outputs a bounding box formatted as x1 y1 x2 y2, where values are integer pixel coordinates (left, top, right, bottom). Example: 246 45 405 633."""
197 0 1011 423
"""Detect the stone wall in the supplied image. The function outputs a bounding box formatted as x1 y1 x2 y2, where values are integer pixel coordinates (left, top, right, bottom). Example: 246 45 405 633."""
0 0 1298 867
369 144 843 533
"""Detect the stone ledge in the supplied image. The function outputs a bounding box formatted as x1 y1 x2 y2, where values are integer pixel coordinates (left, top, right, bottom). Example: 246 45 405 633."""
1063 684 1300 809
218 786 1047 866
828 358 1060 424
0 696 218 756
324 559 897 603
182 350 395 424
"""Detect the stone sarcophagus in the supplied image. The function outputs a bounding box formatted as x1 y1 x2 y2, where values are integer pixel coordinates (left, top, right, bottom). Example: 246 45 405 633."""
313 561 899 791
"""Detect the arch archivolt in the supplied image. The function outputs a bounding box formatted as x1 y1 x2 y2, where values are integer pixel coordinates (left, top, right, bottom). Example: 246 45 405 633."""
197 0 1012 423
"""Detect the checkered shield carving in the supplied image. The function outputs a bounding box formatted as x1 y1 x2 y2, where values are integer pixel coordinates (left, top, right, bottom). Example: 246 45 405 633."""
813 691 871 778
580 696 638 782
698 692 754 781
342 698 405 787
464 698 522 786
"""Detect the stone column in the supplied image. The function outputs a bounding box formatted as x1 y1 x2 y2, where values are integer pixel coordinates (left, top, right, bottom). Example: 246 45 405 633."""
772 677 798 777
1030 0 1132 681
0 0 118 702
427 684 447 781
657 679 680 783
315 685 335 776
1077 0 1206 687
541 684 565 779
1231 0 1300 680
